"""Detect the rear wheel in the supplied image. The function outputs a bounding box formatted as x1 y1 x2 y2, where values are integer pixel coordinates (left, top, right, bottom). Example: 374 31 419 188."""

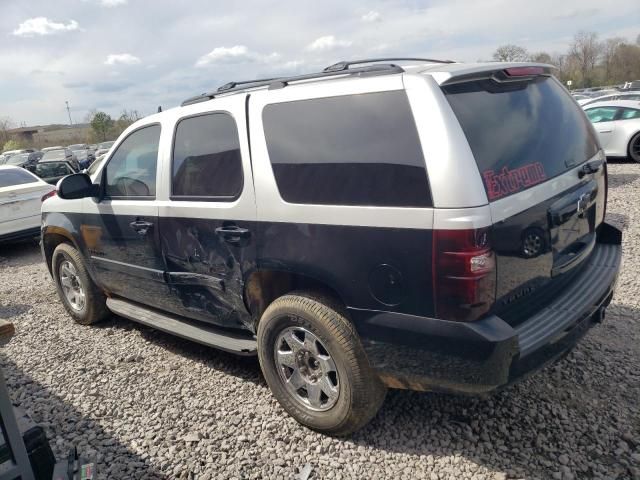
629 132 640 163
52 243 109 325
257 292 386 436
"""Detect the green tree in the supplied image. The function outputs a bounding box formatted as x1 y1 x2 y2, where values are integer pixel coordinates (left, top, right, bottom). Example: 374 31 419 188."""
90 111 114 141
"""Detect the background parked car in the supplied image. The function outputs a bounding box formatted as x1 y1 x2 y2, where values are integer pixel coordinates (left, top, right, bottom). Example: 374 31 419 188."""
93 140 115 158
582 92 640 107
0 165 55 242
2 152 39 172
40 148 80 171
34 158 79 185
584 100 640 161
71 149 94 170
41 146 65 152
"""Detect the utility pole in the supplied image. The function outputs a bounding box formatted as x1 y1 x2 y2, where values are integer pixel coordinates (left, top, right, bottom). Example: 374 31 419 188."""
65 101 73 126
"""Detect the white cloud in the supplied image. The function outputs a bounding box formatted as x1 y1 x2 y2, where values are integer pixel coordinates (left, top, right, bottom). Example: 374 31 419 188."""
13 17 80 37
100 0 128 5
362 11 382 22
306 35 352 51
195 45 279 67
104 53 141 65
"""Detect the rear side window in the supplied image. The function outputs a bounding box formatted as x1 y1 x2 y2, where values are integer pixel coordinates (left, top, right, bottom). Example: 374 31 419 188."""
444 76 599 201
620 108 640 120
172 113 243 200
585 107 619 123
105 124 160 198
262 91 431 207
0 169 37 188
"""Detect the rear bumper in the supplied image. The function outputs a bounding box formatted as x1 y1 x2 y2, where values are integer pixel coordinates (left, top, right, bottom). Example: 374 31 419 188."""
350 225 622 394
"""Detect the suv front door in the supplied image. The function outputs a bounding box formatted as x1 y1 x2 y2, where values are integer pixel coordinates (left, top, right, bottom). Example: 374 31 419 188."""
83 124 169 308
157 96 257 330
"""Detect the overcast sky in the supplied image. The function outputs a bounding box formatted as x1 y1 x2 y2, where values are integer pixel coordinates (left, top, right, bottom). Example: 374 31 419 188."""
1 0 639 126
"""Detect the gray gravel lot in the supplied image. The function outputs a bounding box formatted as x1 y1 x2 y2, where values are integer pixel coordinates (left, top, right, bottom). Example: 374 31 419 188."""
0 162 639 480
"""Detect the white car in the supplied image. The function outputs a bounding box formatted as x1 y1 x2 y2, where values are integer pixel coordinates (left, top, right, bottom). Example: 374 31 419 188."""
0 165 55 242
584 100 640 162
582 92 640 107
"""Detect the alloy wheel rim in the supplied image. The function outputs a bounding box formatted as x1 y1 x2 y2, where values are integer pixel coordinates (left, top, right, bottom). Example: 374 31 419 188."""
274 326 340 411
59 260 86 311
523 233 542 257
632 136 640 162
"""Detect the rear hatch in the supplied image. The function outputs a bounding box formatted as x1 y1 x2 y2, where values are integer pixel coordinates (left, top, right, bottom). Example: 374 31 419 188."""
442 67 605 325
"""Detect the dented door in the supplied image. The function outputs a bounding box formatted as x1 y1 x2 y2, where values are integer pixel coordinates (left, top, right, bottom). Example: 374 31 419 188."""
157 96 257 330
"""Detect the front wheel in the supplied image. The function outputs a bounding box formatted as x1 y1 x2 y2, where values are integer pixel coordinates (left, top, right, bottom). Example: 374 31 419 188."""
629 132 640 163
52 243 109 325
257 292 386 436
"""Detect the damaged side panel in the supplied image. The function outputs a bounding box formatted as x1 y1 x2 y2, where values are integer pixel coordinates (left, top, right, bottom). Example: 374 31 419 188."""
158 216 256 330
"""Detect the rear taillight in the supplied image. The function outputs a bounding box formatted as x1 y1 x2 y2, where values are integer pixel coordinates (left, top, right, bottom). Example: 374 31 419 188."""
41 190 56 202
432 228 496 322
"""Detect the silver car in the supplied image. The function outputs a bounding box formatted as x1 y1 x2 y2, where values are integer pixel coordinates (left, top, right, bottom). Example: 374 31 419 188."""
582 92 640 107
584 100 640 162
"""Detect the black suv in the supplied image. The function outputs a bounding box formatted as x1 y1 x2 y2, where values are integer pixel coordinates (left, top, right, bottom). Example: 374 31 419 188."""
42 59 622 435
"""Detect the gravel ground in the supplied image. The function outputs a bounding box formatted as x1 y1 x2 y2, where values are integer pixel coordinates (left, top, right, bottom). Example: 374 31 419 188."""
0 161 639 480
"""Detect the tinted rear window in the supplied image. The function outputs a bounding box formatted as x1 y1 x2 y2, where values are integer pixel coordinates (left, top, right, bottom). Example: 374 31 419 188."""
443 76 599 201
263 91 431 207
172 113 243 199
0 169 37 187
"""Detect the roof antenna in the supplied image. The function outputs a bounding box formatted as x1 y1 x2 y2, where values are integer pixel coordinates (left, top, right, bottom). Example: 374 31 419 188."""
157 106 162 113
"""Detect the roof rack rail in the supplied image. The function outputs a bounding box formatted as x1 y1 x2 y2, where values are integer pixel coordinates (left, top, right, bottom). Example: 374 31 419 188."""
180 61 411 107
323 57 455 72
217 77 280 93
267 63 403 90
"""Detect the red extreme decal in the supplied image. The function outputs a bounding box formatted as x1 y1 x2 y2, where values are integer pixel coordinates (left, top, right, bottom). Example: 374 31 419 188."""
482 162 546 200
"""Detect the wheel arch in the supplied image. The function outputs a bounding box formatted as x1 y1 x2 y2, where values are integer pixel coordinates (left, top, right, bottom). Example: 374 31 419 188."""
627 130 640 162
244 269 348 329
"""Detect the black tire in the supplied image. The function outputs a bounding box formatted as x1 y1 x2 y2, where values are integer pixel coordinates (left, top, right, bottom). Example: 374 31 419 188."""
629 131 640 163
257 291 386 435
51 243 109 325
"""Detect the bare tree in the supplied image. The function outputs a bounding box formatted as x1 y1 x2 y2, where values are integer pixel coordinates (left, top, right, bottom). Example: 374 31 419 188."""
530 52 553 64
569 31 602 87
0 117 14 146
492 44 529 62
602 37 625 84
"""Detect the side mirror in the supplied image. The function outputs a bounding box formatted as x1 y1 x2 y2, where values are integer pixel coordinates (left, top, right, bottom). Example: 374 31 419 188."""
57 173 99 200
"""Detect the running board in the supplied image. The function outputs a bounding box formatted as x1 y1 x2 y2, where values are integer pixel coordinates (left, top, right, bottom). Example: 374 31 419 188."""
106 298 257 355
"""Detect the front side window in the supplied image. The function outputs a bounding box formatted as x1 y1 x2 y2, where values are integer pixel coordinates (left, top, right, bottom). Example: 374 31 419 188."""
585 107 619 123
172 113 243 199
262 91 431 207
620 108 640 120
104 125 160 198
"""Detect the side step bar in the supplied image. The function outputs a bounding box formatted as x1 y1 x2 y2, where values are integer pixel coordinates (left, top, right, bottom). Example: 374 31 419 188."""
106 298 257 355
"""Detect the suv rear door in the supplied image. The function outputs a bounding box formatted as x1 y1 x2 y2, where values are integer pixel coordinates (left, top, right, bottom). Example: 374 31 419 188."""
156 95 257 330
441 68 605 323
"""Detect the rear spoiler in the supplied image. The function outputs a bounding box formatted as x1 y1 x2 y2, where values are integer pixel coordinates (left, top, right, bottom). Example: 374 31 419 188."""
434 63 556 87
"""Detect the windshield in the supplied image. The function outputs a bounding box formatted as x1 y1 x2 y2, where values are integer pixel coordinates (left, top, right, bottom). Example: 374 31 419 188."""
443 75 599 201
35 162 71 178
86 156 105 175
73 150 87 159
68 144 85 150
42 150 66 160
98 141 115 149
